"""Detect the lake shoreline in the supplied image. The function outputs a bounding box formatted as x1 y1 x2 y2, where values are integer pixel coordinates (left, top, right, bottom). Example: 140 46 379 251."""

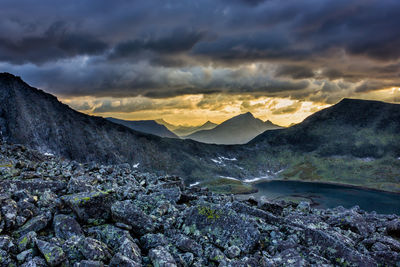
247 178 400 195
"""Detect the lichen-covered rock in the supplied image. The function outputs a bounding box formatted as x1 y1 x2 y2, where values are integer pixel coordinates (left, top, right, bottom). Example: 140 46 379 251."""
17 231 37 252
15 212 52 237
327 210 374 237
225 245 241 259
17 248 34 263
296 201 311 213
117 237 142 264
305 228 377 266
1 198 18 229
0 248 16 266
87 224 133 252
149 246 177 267
73 260 105 267
36 239 67 266
174 234 203 256
111 200 155 235
20 256 48 267
53 214 83 239
183 201 261 253
62 236 85 264
79 237 112 262
109 253 141 267
68 176 97 194
61 191 113 223
140 233 169 251
0 235 16 253
386 219 400 238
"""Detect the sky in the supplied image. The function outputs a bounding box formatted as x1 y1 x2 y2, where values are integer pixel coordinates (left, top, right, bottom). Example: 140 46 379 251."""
1 0 400 126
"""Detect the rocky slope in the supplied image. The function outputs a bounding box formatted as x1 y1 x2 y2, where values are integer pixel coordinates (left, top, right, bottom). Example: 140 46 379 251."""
0 72 238 182
0 141 399 266
185 112 282 145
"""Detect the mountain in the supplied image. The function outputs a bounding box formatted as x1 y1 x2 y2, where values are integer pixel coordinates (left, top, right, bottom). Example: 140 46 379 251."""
156 119 218 136
0 73 233 181
249 98 400 158
1 73 399 192
185 112 283 144
106 117 179 138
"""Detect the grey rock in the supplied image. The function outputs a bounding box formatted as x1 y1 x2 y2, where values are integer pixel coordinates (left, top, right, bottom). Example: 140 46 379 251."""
296 201 311 213
53 214 83 239
17 231 37 252
0 235 16 253
1 198 18 228
183 201 261 253
36 239 67 266
68 176 96 193
61 191 113 223
111 200 155 235
15 212 52 237
79 237 111 262
17 248 34 263
140 233 169 251
74 260 105 267
386 219 400 238
175 234 203 256
87 224 132 251
118 237 142 264
149 246 177 267
109 253 141 267
226 245 241 259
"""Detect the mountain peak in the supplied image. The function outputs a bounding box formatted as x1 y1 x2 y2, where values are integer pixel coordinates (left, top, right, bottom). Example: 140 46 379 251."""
238 112 254 118
0 72 24 84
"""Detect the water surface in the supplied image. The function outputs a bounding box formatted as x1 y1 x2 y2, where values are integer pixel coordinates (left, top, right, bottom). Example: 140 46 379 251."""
249 180 400 215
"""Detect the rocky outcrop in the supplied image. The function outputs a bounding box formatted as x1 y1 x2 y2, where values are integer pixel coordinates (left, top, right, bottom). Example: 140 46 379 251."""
0 141 399 266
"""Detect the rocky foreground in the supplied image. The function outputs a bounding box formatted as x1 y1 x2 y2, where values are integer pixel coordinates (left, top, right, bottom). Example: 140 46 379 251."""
0 141 399 267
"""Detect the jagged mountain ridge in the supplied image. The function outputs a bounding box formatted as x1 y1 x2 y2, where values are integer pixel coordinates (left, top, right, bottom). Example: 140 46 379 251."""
185 112 283 145
106 117 179 139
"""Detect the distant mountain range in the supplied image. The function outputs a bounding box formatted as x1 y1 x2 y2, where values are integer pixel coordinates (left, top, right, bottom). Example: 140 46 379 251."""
156 119 218 137
106 117 179 138
1 73 399 191
184 112 283 144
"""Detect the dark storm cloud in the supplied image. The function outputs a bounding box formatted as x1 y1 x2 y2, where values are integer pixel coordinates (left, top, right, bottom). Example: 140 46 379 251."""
1 0 400 101
110 29 206 59
275 65 315 79
0 21 108 64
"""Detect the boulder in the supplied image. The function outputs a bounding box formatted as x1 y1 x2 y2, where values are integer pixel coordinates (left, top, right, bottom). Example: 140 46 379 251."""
15 212 52 237
149 246 177 267
61 191 113 223
183 201 261 253
53 214 83 239
36 239 66 266
111 200 155 235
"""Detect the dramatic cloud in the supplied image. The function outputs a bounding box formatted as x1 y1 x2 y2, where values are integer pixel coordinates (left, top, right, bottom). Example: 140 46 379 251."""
1 0 400 124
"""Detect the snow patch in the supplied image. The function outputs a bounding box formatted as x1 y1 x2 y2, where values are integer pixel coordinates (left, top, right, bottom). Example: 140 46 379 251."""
219 175 240 181
211 156 237 165
243 176 271 183
133 163 140 168
44 152 54 157
189 182 200 187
